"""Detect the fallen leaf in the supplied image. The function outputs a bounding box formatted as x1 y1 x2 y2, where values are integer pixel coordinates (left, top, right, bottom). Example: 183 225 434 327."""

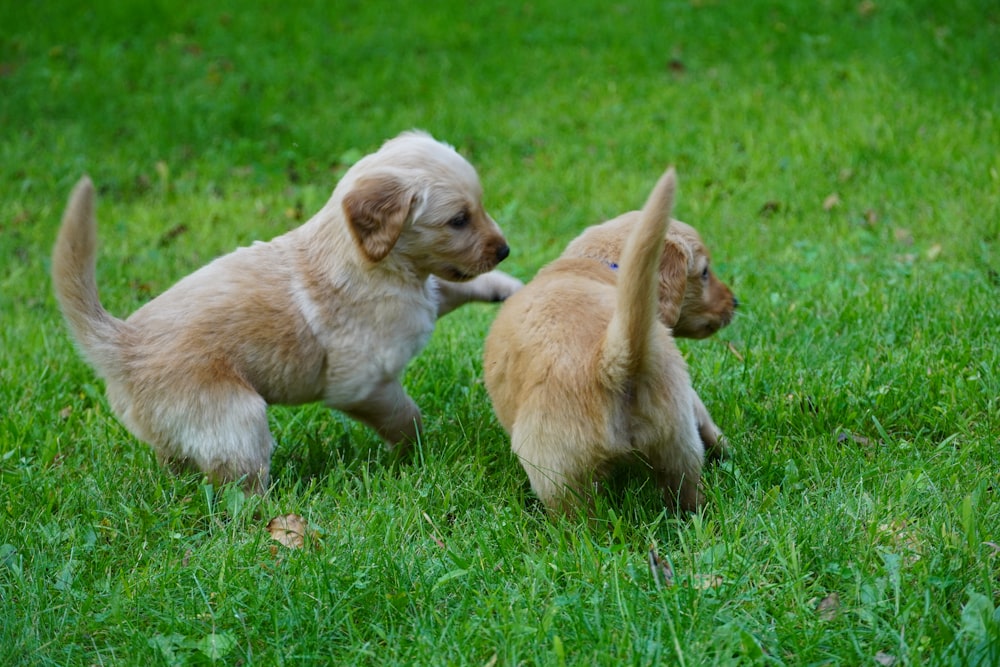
759 200 782 216
925 243 942 261
823 193 841 211
874 651 896 666
422 512 447 549
877 520 922 564
837 431 872 447
648 545 674 588
690 573 723 590
858 1 878 18
58 406 73 420
816 592 840 621
266 513 308 549
158 224 189 248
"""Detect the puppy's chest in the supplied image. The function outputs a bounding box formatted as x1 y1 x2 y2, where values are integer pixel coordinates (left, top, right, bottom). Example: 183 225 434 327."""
322 298 435 389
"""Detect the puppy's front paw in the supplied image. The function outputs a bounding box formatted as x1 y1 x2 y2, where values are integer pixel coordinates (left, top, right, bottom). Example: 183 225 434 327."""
481 270 524 302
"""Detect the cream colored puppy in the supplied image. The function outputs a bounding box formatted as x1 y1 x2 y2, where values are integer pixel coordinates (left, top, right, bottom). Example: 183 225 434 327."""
483 168 736 514
53 131 521 493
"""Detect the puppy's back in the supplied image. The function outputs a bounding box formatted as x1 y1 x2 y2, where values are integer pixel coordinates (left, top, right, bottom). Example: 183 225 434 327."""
483 260 615 432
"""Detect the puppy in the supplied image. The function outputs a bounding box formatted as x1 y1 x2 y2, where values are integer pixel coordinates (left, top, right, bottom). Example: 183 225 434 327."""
53 131 521 493
483 168 736 514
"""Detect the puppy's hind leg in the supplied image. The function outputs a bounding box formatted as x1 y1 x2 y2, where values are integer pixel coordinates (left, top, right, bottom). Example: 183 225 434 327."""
177 386 274 494
511 426 596 516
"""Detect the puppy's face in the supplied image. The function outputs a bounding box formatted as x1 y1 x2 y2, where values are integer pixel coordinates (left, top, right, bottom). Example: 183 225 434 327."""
342 132 509 281
662 220 737 339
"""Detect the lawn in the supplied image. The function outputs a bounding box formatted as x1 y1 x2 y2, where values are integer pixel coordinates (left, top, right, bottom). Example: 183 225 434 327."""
2 0 998 664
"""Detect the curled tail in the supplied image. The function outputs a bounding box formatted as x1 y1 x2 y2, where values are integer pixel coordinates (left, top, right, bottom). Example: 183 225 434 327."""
52 176 126 376
600 167 677 386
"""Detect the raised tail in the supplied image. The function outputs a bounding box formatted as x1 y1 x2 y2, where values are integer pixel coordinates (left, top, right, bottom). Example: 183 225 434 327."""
52 176 126 376
599 167 678 386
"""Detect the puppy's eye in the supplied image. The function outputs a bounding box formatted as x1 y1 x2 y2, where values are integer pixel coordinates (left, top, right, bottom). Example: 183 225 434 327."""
701 266 710 281
448 211 471 229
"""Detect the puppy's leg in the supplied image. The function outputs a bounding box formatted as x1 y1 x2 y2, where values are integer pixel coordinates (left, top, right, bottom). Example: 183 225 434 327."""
109 376 273 493
650 421 705 513
342 381 422 450
692 390 728 462
180 389 273 494
512 425 596 515
432 271 523 317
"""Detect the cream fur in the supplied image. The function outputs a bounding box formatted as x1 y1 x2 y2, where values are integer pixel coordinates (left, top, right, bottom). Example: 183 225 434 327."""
52 131 522 492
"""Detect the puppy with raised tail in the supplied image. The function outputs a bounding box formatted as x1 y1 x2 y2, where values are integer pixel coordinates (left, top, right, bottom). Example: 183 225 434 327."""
483 167 735 514
53 131 521 493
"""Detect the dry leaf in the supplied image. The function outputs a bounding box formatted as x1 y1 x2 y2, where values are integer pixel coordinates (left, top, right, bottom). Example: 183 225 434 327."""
58 406 73 420
925 243 942 261
422 512 447 549
877 520 922 564
874 651 896 666
690 573 723 590
816 592 840 621
266 513 308 549
648 545 674 588
823 193 841 211
893 228 914 245
837 431 872 447
759 200 782 216
858 1 878 18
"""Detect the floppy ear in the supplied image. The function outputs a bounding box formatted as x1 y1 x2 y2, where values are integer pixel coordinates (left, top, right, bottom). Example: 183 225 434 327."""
342 173 416 262
657 238 689 328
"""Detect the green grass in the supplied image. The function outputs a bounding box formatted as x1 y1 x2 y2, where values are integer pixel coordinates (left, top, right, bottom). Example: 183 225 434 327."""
2 0 999 664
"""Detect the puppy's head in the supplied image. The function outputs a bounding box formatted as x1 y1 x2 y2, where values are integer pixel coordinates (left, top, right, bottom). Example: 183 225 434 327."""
661 220 737 339
341 131 510 281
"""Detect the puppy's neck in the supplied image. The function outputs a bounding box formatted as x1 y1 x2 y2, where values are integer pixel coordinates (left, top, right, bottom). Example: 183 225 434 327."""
294 203 430 290
571 253 620 272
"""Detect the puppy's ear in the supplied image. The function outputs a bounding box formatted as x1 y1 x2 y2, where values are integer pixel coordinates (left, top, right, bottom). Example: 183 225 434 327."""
342 173 416 262
657 239 689 327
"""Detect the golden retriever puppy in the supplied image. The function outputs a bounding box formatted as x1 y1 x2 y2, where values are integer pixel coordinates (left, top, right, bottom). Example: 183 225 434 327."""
483 168 736 514
53 131 521 493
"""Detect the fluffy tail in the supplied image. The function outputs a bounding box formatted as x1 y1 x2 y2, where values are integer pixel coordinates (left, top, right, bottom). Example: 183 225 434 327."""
52 176 126 375
599 167 677 386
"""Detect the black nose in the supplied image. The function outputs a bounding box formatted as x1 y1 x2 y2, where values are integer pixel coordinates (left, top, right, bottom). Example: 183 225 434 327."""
496 244 510 262
732 295 740 309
